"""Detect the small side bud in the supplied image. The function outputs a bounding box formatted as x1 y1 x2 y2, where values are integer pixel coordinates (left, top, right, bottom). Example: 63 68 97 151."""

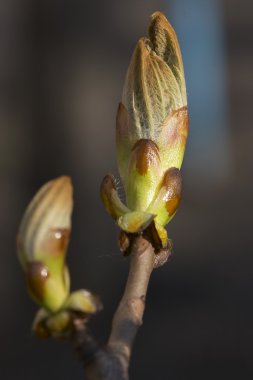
18 177 103 338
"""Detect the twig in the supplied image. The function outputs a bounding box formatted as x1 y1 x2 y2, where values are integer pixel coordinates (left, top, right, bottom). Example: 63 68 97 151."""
71 235 155 380
108 236 155 361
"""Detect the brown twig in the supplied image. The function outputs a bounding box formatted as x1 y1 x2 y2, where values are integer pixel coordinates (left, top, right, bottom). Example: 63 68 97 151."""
108 236 155 360
71 235 155 380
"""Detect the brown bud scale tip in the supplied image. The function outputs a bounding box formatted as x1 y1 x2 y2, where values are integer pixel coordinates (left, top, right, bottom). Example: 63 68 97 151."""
41 228 71 257
161 167 182 215
26 262 49 302
131 139 160 175
100 175 118 220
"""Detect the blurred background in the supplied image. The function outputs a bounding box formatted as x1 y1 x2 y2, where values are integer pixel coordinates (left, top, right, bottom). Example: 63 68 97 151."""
0 0 252 379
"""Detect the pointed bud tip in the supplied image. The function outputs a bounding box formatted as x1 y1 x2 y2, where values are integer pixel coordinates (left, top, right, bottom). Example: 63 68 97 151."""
150 11 167 23
19 175 73 234
100 174 116 194
48 175 73 217
149 11 174 34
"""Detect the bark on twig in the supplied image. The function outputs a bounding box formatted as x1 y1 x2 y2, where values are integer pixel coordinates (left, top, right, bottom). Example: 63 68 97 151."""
108 236 155 360
71 236 155 380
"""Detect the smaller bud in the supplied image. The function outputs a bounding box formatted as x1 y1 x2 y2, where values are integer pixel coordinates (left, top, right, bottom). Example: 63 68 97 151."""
17 176 73 312
19 177 103 338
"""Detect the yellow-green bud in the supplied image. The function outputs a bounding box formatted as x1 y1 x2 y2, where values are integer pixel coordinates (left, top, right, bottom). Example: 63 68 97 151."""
101 12 188 251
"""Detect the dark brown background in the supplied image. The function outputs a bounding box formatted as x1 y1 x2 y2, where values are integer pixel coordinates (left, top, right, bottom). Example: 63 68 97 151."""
0 0 252 379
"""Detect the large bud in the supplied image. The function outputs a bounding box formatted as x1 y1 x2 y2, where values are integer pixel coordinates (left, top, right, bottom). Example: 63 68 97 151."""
101 12 188 251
